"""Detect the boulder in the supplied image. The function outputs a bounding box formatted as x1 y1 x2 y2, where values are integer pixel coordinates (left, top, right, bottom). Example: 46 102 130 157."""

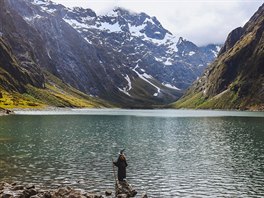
12 185 24 191
86 193 103 198
25 185 35 190
115 180 137 197
105 190 112 196
12 191 25 198
42 192 52 198
0 181 142 198
1 192 12 198
117 194 128 198
141 192 148 198
25 188 38 196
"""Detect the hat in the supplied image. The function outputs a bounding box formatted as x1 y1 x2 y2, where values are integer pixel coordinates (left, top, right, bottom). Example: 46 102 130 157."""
120 149 125 154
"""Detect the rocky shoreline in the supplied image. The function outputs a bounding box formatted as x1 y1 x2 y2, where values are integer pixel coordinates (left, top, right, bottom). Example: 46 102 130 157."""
0 107 12 116
0 182 147 198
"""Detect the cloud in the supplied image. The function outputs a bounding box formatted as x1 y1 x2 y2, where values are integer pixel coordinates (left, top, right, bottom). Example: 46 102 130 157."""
52 0 263 46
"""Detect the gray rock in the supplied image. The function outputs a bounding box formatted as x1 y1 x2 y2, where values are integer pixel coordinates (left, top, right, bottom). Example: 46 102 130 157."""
85 194 93 198
25 185 35 189
42 192 51 198
105 190 112 196
141 192 148 198
86 194 103 198
13 192 25 198
30 195 41 198
116 194 128 198
54 187 69 196
1 192 12 198
12 185 24 191
116 180 137 197
93 194 103 198
25 188 38 196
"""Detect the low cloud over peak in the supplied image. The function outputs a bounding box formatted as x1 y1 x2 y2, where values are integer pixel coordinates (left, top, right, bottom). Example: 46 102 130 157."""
52 0 263 46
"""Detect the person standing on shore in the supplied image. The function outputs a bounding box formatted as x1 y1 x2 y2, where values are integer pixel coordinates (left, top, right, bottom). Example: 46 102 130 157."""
113 150 137 197
113 149 127 181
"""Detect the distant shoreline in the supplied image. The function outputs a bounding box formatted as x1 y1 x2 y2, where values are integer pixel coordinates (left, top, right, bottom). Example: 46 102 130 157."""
0 107 263 117
7 108 264 118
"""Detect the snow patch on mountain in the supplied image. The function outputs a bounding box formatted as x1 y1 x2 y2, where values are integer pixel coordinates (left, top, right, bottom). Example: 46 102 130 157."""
128 23 146 37
118 74 132 96
125 75 132 91
155 57 163 62
189 51 196 56
63 18 89 30
133 65 161 96
96 22 122 33
118 74 133 96
31 0 57 13
40 7 56 14
32 0 48 6
106 9 119 18
118 87 131 96
164 58 173 66
84 37 93 44
24 14 42 22
162 83 181 90
211 46 221 57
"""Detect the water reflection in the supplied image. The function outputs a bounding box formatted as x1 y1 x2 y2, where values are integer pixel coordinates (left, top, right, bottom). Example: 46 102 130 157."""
0 113 263 197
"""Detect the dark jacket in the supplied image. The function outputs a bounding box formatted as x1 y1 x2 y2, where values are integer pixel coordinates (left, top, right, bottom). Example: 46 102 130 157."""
113 154 128 181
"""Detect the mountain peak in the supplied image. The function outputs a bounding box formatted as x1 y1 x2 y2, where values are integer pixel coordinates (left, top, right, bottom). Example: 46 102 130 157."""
173 3 264 110
71 7 97 18
30 0 52 6
1 0 221 108
177 37 185 45
113 7 137 16
112 7 149 18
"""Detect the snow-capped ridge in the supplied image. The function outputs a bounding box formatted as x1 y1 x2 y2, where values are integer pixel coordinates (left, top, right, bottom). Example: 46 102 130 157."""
177 37 185 45
32 0 49 5
132 65 161 96
71 7 97 18
23 0 220 102
57 4 221 91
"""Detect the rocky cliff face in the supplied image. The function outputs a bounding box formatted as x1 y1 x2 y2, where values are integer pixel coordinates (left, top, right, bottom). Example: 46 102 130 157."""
172 4 264 110
0 0 221 108
0 37 42 93
61 6 220 91
0 0 45 92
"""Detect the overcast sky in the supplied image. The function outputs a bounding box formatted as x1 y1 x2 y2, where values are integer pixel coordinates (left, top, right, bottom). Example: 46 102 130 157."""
51 0 263 46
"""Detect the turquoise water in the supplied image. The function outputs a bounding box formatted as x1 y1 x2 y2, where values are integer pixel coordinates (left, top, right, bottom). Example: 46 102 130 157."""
0 109 264 197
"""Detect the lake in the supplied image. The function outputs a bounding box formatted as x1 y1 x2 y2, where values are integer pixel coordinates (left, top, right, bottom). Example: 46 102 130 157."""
0 109 264 197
